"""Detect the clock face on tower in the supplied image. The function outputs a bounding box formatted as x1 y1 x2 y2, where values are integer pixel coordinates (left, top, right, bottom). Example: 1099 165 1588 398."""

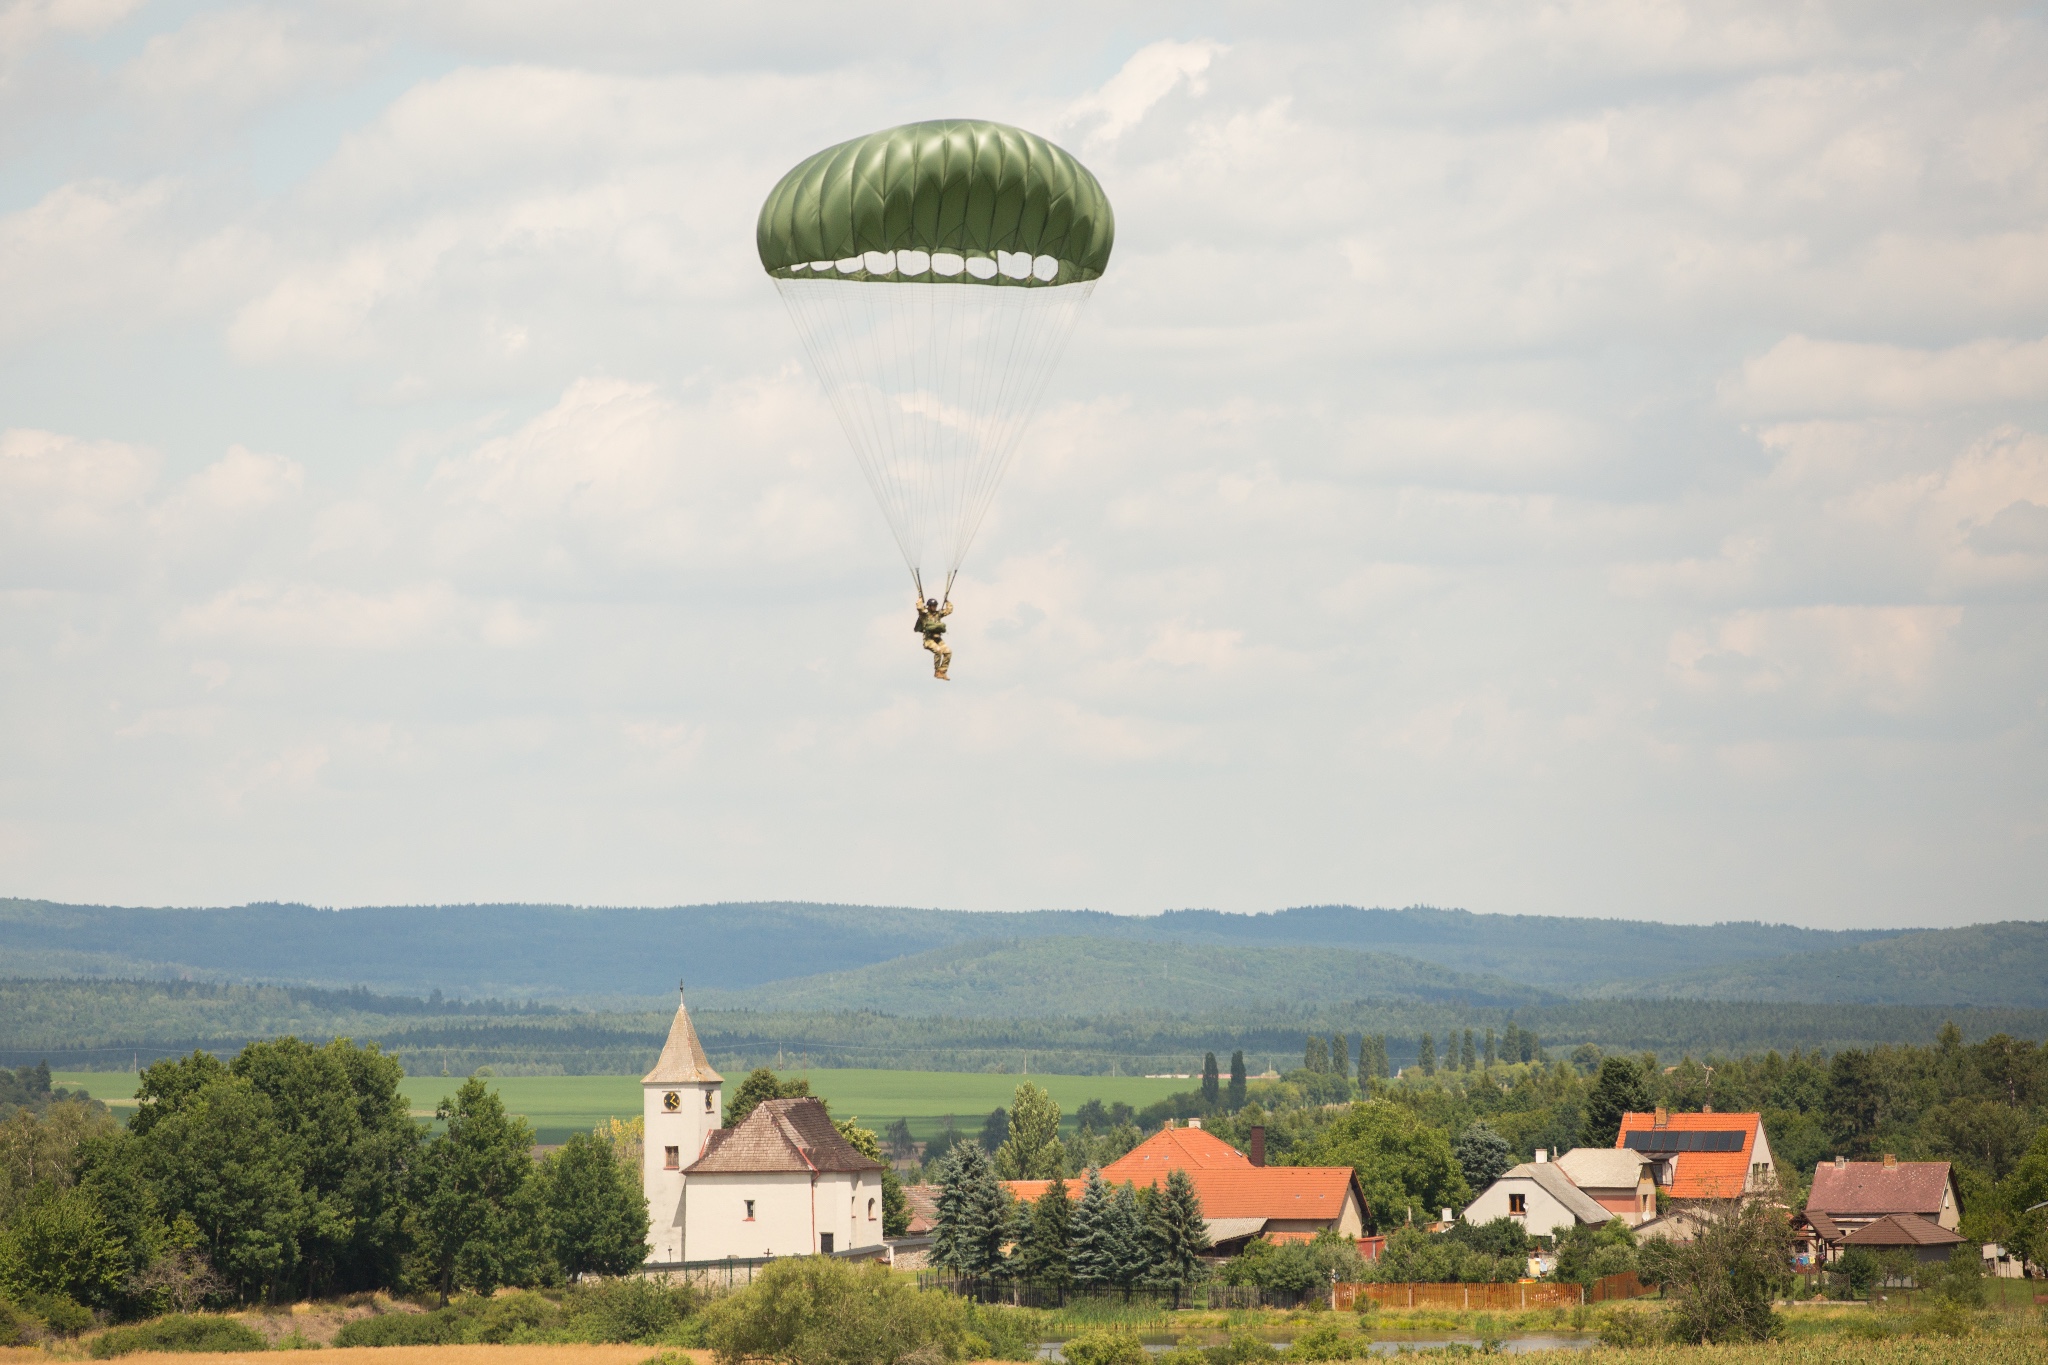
663 1091 680 1112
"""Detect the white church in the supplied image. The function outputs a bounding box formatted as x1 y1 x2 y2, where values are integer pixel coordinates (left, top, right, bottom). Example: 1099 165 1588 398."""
640 987 887 1264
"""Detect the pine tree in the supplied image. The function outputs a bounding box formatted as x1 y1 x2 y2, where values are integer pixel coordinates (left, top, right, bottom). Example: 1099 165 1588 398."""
1303 1036 1328 1073
1461 1029 1477 1072
1068 1168 1116 1289
1419 1034 1436 1076
1145 1167 1211 1303
1012 1177 1073 1292
1484 1028 1497 1068
1108 1182 1150 1294
1227 1051 1247 1109
1201 1053 1220 1108
932 1143 1008 1282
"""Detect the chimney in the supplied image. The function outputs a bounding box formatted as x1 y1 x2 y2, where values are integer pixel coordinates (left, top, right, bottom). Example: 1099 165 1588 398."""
1834 1155 1846 1170
1653 1107 1669 1129
1188 1118 1203 1130
1883 1153 1897 1170
1701 1104 1712 1114
1249 1126 1266 1167
1441 1209 1453 1224
1536 1148 1548 1163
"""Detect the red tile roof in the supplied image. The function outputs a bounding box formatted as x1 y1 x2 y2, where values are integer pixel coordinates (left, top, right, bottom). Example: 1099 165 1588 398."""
1808 1161 1952 1219
901 1183 940 1235
1839 1214 1963 1249
1613 1112 1763 1200
685 1097 883 1176
1003 1127 1363 1225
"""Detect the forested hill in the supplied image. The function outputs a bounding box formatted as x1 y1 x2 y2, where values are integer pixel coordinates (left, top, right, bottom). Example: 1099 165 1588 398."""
0 898 1908 1001
1620 920 2048 1006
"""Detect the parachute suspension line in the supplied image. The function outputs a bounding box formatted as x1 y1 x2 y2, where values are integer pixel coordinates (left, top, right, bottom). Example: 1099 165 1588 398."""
774 278 1094 591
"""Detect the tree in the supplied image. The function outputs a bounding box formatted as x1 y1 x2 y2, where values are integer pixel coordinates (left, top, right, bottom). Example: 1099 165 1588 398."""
1107 1183 1150 1293
1640 1198 1790 1344
703 1255 975 1365
1461 1031 1477 1072
136 1075 308 1302
1228 1052 1248 1110
1483 1029 1497 1068
978 1107 1010 1154
931 1143 1006 1282
994 1083 1065 1181
532 1132 648 1278
884 1118 916 1161
1553 1219 1638 1286
1331 1036 1351 1082
1288 1101 1470 1229
1145 1168 1210 1301
1824 1051 1881 1157
409 1078 537 1301
726 1069 810 1128
1303 1037 1329 1074
1068 1169 1117 1289
1585 1057 1652 1148
1201 1055 1221 1108
0 1186 129 1309
1418 1035 1436 1077
1011 1178 1073 1292
1452 1124 1514 1192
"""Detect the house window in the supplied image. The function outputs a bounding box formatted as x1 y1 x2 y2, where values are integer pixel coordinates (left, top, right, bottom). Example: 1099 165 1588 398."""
664 1146 679 1170
821 1233 834 1254
743 1200 755 1221
868 1198 877 1220
1508 1193 1527 1215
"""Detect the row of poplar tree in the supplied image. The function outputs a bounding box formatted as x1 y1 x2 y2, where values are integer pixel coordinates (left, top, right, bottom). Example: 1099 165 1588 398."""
1300 1023 1545 1081
928 1144 1211 1295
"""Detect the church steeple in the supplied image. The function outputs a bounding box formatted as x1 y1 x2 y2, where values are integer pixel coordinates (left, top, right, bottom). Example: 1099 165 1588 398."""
643 981 722 1085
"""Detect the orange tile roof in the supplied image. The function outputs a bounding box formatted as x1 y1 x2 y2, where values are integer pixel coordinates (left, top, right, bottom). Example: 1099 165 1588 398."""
1613 1111 1763 1201
1101 1126 1254 1177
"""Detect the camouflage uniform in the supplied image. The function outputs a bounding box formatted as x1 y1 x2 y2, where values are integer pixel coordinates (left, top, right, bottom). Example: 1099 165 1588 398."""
914 599 954 679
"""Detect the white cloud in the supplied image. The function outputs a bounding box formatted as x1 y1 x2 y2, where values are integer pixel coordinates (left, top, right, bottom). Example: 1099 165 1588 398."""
1062 40 1225 148
1728 333 2048 416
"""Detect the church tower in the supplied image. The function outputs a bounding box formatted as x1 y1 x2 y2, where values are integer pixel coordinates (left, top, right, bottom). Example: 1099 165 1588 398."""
641 983 722 1263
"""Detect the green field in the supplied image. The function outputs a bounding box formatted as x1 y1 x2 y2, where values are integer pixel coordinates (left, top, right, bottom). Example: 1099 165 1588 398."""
56 1068 1194 1145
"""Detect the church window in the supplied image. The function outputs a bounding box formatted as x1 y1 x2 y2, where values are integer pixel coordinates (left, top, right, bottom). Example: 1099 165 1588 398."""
664 1146 679 1169
868 1198 877 1220
821 1232 834 1253
743 1199 755 1220
705 1090 715 1112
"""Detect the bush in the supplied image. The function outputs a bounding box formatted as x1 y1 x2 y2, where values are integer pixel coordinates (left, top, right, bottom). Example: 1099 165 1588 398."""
1157 1348 1207 1365
1061 1329 1147 1365
705 1257 973 1365
0 1296 26 1347
1594 1307 1664 1348
963 1304 1039 1362
333 1310 467 1347
1286 1319 1365 1361
1206 1330 1281 1365
89 1314 269 1357
13 1289 93 1337
563 1277 701 1343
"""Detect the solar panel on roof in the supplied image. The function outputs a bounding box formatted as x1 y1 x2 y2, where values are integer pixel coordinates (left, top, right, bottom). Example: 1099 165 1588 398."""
1624 1130 1744 1153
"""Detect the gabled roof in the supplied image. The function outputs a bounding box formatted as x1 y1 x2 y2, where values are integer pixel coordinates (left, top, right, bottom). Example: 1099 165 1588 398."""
1101 1126 1253 1178
1553 1147 1650 1190
1839 1214 1963 1248
1614 1112 1763 1200
1808 1161 1952 1218
684 1097 882 1175
642 991 722 1085
1493 1162 1612 1225
900 1183 940 1235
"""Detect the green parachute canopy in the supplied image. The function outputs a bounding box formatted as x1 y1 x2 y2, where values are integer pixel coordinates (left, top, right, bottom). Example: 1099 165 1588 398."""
757 119 1115 286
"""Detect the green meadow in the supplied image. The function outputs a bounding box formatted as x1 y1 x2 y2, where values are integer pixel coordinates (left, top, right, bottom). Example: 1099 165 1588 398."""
57 1067 1193 1145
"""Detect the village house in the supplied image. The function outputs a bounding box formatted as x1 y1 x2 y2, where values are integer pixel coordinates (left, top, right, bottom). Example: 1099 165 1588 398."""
1461 1148 1617 1240
1793 1155 1960 1266
1552 1146 1658 1225
1004 1120 1371 1254
1613 1108 1775 1201
640 986 885 1264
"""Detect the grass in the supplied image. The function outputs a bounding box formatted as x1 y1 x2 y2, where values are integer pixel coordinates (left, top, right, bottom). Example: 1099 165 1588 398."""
56 1069 1194 1144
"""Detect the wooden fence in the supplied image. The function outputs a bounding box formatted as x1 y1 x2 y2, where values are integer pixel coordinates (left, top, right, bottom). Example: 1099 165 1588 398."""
1589 1271 1652 1303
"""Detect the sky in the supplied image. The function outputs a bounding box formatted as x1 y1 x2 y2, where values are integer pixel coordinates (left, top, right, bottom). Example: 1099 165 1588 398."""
3 0 2046 928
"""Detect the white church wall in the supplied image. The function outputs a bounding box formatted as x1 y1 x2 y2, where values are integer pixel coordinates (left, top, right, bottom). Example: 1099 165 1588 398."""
643 1079 719 1262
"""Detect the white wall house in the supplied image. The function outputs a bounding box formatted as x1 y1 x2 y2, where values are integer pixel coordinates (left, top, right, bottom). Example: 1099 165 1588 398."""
1462 1150 1615 1241
641 987 885 1264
